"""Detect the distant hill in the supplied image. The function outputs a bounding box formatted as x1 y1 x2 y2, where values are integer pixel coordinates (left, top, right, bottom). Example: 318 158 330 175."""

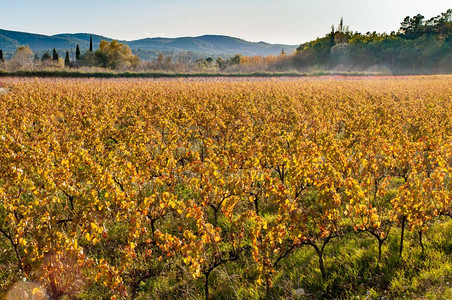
127 35 296 56
0 29 298 59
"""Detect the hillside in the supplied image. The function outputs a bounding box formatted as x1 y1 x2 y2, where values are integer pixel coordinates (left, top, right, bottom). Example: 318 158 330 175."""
284 9 452 74
0 29 297 58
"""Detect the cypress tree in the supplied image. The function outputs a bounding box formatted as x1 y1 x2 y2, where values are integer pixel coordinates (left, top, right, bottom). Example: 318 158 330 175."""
89 36 93 52
64 51 70 67
76 44 81 60
53 48 59 61
329 25 335 48
0 50 3 62
338 17 344 33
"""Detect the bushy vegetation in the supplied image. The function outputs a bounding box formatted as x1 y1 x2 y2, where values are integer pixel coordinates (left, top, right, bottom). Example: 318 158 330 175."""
0 39 139 72
0 76 451 299
286 10 452 74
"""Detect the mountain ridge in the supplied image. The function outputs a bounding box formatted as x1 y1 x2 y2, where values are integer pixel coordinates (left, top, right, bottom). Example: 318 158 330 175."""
0 29 298 58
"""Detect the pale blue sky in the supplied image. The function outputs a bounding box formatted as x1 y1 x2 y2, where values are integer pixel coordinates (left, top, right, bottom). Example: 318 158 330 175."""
1 0 450 44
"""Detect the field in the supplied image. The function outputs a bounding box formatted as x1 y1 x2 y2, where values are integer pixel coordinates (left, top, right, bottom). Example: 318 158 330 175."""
0 76 451 299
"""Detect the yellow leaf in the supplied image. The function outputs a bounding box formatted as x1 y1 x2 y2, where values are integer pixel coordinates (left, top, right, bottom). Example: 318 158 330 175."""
32 287 42 295
91 222 98 231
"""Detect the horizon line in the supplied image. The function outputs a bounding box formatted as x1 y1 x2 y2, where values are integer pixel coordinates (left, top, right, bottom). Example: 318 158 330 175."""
0 28 301 46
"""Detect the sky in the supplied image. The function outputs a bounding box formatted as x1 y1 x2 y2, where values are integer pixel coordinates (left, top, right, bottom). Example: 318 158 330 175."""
1 0 450 45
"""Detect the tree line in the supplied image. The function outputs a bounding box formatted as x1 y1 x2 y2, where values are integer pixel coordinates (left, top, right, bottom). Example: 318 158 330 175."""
0 36 140 71
285 9 452 73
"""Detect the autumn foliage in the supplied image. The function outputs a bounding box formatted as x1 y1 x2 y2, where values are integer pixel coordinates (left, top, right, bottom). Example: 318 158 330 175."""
0 76 451 298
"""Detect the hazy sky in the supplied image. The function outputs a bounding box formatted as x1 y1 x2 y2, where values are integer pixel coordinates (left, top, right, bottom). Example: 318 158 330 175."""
1 0 450 45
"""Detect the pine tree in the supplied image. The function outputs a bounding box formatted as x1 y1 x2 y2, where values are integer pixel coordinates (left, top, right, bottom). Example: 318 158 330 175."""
53 48 59 61
89 36 93 52
76 44 81 60
0 50 4 62
65 51 70 67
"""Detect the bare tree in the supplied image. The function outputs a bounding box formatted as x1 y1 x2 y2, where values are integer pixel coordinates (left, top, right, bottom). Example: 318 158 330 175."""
7 45 34 71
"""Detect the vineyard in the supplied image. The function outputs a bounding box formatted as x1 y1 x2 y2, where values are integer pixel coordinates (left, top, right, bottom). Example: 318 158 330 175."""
0 76 451 299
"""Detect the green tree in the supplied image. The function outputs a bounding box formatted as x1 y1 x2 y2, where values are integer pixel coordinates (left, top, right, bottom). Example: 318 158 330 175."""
229 54 242 65
0 50 4 62
41 52 51 62
399 14 425 38
75 44 81 61
64 51 70 67
216 57 226 70
52 48 59 61
338 17 344 32
89 36 93 52
329 25 335 48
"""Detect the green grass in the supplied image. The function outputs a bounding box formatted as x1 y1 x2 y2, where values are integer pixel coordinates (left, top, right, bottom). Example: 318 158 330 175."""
262 218 452 299
117 218 451 299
